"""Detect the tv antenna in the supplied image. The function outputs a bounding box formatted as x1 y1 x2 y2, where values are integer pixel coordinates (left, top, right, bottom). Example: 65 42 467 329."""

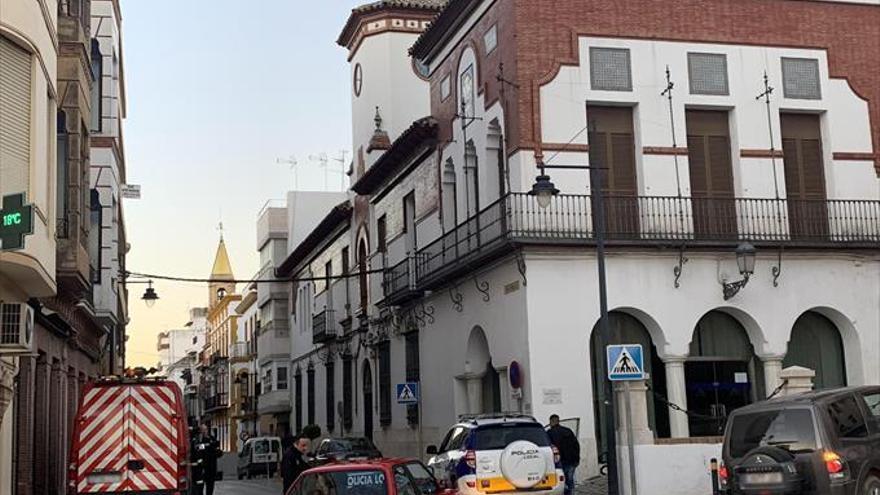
276 155 299 190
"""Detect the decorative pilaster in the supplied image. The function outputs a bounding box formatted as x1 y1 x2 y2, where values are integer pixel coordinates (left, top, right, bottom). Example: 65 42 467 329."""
663 357 689 438
762 355 785 398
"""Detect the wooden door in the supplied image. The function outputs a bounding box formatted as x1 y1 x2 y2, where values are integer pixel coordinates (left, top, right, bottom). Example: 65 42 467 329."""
587 106 639 238
781 114 828 240
686 110 737 239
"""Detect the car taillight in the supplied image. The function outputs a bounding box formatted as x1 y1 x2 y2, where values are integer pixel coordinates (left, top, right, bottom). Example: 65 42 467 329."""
552 445 561 466
465 450 477 470
718 464 729 489
823 451 847 480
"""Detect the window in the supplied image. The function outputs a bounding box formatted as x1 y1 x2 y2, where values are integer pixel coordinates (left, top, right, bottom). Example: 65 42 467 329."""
827 396 869 438
343 356 353 430
589 47 632 92
295 370 303 432
440 75 451 101
685 110 737 238
353 63 363 97
326 361 336 432
483 25 498 54
459 64 475 122
405 331 420 425
307 367 316 425
403 191 417 253
782 57 821 100
56 111 69 236
277 365 288 391
378 341 391 426
90 39 102 132
403 462 439 495
862 392 880 418
688 52 728 95
377 215 387 253
299 470 387 495
727 409 818 458
394 466 420 495
263 367 274 393
88 190 102 283
444 427 468 452
341 246 350 275
324 260 332 292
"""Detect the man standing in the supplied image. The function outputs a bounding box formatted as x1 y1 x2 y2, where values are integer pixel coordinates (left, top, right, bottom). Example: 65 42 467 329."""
192 423 222 495
547 415 580 495
281 434 311 494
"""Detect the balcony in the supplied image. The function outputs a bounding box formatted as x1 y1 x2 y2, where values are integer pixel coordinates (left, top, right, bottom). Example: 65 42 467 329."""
204 392 228 412
383 193 880 305
313 308 337 344
230 342 255 362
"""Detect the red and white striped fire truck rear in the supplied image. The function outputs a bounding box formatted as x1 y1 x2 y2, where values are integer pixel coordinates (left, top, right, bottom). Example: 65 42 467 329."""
68 372 191 494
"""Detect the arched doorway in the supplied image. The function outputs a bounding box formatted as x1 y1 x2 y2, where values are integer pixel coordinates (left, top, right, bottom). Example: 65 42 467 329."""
590 312 669 454
784 311 846 390
362 360 373 440
686 310 763 437
464 327 501 414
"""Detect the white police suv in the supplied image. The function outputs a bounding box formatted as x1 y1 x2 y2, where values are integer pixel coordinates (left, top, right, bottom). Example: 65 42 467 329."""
426 414 564 495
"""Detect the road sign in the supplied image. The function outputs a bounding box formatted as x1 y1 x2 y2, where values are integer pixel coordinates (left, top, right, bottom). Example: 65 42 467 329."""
0 193 34 251
607 344 645 381
396 382 419 404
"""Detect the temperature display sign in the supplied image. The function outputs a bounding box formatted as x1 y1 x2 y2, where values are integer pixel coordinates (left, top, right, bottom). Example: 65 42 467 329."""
0 193 34 251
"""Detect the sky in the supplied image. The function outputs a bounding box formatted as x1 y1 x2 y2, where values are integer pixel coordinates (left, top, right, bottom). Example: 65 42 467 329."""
123 0 365 367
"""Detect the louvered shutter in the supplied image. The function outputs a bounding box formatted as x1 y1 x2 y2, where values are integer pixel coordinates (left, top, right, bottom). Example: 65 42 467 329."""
0 37 32 192
686 134 708 195
708 136 734 197
686 110 736 238
611 133 637 192
780 114 828 239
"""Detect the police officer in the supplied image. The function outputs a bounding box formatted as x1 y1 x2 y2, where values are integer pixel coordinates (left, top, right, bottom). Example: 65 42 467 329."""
192 423 222 495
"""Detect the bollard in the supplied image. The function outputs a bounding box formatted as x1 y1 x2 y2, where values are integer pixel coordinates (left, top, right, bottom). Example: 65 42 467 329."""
709 458 720 495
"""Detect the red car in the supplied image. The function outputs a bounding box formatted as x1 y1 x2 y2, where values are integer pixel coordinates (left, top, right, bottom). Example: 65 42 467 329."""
286 458 456 495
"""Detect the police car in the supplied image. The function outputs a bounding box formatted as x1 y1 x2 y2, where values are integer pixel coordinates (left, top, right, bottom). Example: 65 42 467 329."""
427 414 564 495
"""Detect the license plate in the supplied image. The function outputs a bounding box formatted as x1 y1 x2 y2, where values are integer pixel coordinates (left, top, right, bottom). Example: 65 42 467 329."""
87 472 122 484
741 472 783 485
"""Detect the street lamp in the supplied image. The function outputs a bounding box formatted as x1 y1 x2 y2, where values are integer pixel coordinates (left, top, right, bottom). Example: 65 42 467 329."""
529 153 621 495
722 242 757 300
142 281 159 308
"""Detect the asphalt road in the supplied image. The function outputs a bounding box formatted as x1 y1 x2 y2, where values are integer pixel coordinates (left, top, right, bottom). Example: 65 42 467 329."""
212 478 283 495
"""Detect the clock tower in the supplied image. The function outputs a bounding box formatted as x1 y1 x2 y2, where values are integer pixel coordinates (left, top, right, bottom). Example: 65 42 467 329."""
337 1 445 179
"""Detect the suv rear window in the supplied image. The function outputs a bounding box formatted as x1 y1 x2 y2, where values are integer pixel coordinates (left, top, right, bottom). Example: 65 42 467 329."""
472 423 551 450
727 409 818 458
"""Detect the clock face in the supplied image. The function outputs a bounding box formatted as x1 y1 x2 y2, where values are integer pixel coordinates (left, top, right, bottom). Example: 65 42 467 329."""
353 63 363 97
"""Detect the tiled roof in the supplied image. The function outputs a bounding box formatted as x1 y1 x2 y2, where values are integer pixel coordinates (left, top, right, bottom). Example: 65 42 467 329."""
351 117 438 195
410 0 477 60
338 0 448 47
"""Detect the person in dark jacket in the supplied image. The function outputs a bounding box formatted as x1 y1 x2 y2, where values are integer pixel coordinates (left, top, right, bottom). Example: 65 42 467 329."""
547 415 580 495
192 422 222 495
281 434 311 494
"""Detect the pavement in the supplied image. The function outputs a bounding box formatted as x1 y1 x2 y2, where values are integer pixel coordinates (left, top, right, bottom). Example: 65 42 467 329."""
575 476 609 495
213 477 283 494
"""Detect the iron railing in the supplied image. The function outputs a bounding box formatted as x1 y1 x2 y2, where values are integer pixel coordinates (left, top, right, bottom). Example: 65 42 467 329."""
204 392 228 411
382 193 880 303
313 309 336 344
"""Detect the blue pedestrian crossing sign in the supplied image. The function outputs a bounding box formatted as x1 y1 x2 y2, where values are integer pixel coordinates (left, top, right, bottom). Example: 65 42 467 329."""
396 382 420 404
607 344 645 381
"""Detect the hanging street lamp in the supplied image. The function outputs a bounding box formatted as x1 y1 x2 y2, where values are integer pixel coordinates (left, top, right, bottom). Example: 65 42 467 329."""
722 242 757 300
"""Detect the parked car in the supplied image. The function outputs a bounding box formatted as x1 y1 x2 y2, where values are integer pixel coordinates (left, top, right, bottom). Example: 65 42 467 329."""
285 458 454 495
238 436 282 479
67 374 190 494
720 385 880 495
312 437 383 465
427 414 563 495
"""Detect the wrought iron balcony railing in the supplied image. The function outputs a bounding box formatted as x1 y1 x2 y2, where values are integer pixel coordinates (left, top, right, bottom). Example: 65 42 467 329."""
383 193 879 304
313 309 336 344
204 392 228 411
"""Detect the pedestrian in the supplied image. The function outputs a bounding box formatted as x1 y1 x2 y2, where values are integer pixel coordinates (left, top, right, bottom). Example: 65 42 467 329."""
281 434 311 494
191 422 222 495
547 414 580 495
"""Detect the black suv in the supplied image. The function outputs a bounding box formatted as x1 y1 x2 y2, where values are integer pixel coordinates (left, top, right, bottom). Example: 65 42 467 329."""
720 386 880 495
311 437 382 466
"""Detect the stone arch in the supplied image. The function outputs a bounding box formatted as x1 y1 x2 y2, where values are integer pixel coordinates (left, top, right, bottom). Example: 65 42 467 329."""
465 326 490 374
704 306 769 358
610 306 669 358
460 326 501 414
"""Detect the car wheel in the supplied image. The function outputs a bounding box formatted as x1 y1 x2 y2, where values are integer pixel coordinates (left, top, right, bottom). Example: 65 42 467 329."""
863 474 880 495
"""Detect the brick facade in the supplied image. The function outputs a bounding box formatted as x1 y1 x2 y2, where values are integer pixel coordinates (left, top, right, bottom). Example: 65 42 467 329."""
426 0 880 173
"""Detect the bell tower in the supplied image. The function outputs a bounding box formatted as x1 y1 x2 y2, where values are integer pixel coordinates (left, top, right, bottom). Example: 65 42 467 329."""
208 235 235 308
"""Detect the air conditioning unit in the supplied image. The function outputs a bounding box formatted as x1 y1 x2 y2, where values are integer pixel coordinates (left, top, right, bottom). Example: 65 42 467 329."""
0 302 34 354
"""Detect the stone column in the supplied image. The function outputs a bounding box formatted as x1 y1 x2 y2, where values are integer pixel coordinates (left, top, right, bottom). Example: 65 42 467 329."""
664 357 690 438
779 366 815 397
762 355 785 398
614 379 654 446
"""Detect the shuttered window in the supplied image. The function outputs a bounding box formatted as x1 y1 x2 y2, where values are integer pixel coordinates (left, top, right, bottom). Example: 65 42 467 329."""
782 58 821 100
586 105 639 236
0 37 32 193
325 361 335 432
590 47 632 92
307 367 316 426
685 110 736 238
405 331 420 425
342 356 353 430
781 113 828 239
378 341 391 426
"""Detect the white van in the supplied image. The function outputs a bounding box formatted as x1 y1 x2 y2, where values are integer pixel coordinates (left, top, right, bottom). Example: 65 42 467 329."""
237 436 282 479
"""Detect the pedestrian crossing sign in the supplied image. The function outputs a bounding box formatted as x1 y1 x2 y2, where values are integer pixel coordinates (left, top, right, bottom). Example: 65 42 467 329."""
396 382 420 404
607 344 645 381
